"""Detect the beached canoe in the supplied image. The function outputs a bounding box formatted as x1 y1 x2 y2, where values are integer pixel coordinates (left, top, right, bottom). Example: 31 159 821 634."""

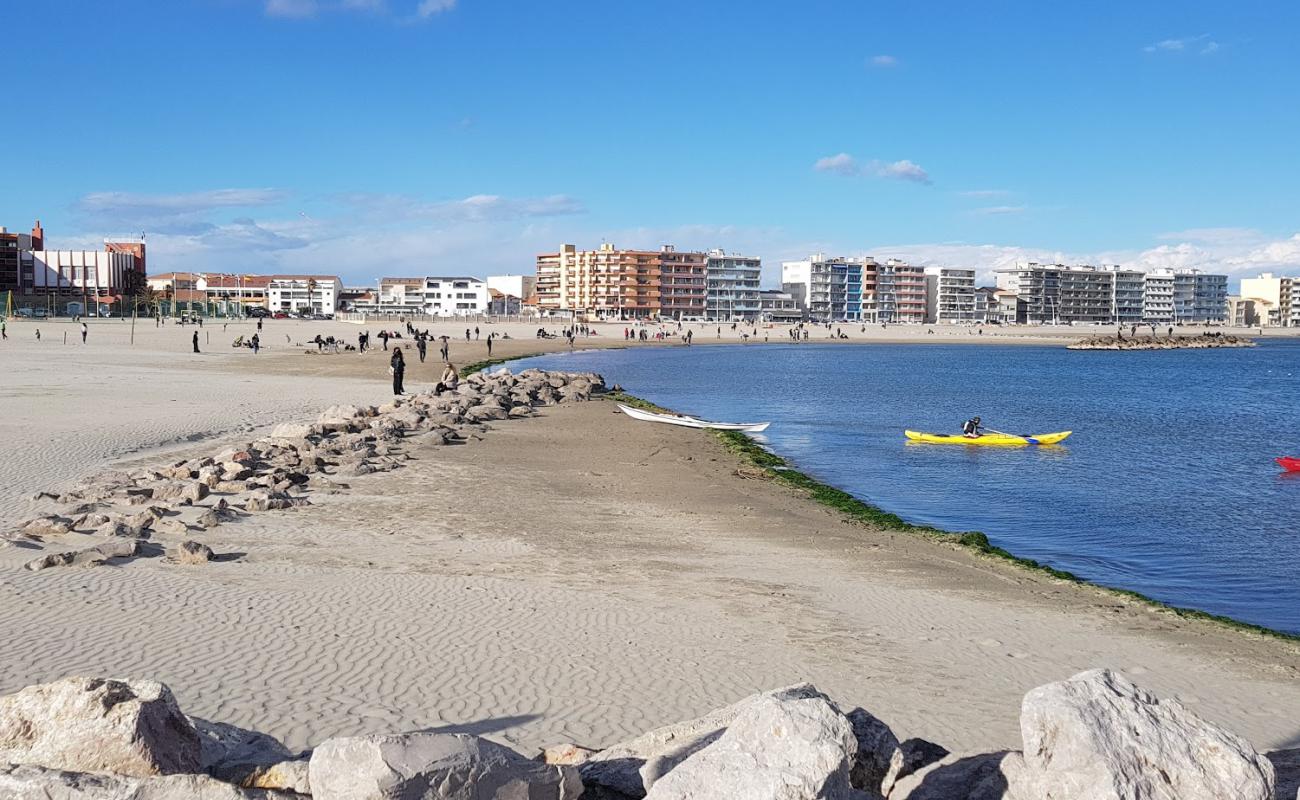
905 430 1072 446
618 404 771 433
1277 456 1300 472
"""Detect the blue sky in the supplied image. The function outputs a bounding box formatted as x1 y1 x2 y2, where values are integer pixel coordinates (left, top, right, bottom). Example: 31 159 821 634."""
3 0 1299 287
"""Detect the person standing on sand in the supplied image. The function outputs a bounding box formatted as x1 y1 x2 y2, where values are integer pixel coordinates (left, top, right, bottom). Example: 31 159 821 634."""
486 334 493 357
251 333 260 354
389 347 405 395
81 322 88 344
474 326 480 340
439 336 449 362
257 317 263 332
35 328 41 341
1 318 6 340
465 328 470 342
417 336 427 363
192 331 200 353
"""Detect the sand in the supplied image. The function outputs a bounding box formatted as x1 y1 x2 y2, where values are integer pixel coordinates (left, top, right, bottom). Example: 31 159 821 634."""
1 316 1298 758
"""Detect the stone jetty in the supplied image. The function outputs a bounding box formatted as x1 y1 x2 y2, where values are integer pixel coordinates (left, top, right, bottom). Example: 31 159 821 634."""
0 669 1294 799
4 368 606 568
1067 332 1256 350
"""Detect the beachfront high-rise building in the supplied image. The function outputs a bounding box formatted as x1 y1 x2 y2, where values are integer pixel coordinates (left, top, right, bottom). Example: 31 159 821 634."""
997 263 1228 324
1172 270 1228 324
923 267 976 323
1239 273 1295 327
1142 270 1175 324
1 221 147 315
780 255 863 323
705 250 762 321
866 259 926 323
535 243 706 319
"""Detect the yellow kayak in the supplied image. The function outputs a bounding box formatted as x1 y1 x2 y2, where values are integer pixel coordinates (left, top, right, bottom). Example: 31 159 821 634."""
905 430 1072 446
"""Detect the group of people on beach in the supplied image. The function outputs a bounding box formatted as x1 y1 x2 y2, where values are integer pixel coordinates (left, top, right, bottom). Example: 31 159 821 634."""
386 346 460 396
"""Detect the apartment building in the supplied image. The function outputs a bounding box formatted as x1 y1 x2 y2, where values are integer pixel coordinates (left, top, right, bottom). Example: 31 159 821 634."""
866 259 926 323
535 243 705 319
1239 273 1295 326
996 263 1062 323
1172 270 1228 323
923 267 976 323
1142 270 1175 324
780 255 863 322
266 275 342 314
658 246 708 319
1105 267 1146 325
422 276 488 316
705 250 762 321
486 274 536 304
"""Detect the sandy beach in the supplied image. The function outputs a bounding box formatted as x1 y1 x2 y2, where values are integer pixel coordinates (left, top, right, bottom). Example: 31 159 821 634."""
2 315 1298 762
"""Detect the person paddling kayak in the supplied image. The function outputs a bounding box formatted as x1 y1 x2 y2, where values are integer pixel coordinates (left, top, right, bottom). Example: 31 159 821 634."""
962 416 983 438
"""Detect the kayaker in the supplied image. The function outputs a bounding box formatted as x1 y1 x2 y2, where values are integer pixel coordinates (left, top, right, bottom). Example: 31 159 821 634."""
962 416 983 438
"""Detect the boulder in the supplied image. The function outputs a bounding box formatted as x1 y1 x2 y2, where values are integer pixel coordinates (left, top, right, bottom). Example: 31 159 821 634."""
887 751 1026 800
153 518 190 536
0 677 201 777
173 540 214 565
308 732 581 799
581 683 828 798
1266 749 1299 800
23 539 141 571
0 763 294 799
642 694 859 800
193 718 308 794
1018 669 1275 800
72 513 112 530
845 707 900 795
508 406 534 418
18 515 73 537
270 422 314 440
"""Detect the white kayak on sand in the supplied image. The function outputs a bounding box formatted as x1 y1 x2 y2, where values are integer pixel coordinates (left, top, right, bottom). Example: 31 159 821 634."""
618 403 771 433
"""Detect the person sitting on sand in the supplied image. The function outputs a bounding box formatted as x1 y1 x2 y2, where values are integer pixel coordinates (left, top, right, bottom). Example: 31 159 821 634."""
436 362 459 394
962 416 983 439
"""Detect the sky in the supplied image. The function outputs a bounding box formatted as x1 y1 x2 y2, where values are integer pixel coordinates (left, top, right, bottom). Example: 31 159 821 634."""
3 0 1299 289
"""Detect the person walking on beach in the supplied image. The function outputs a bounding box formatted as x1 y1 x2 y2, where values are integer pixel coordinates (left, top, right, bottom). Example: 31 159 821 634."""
389 347 406 395
257 317 263 332
80 321 88 344
192 331 200 354
439 336 449 361
465 328 471 342
486 334 493 357
416 336 427 363
1 318 6 340
251 333 260 354
474 326 480 340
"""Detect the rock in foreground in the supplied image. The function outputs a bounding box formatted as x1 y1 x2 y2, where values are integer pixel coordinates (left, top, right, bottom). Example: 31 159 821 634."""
1018 669 1275 800
0 677 202 777
307 732 582 799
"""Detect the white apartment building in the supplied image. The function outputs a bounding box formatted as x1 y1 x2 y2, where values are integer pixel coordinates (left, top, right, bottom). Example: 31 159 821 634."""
923 267 976 323
266 275 343 314
423 276 488 316
486 274 536 302
1172 270 1228 324
781 255 864 322
1104 266 1145 325
1142 270 1175 324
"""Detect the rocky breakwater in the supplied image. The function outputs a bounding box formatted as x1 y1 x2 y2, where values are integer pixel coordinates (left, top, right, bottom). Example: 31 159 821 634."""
3 368 606 569
1067 332 1256 350
0 669 1295 799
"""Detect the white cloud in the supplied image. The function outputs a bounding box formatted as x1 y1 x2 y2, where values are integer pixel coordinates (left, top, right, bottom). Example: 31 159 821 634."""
416 0 456 17
813 154 931 184
76 188 287 215
969 205 1027 216
1143 34 1214 54
869 55 898 67
265 0 318 18
335 192 584 222
1156 227 1261 244
959 189 1009 198
813 153 861 177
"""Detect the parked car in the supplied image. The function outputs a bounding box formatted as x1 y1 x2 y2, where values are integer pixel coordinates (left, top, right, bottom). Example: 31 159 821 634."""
246 307 271 318
16 308 49 319
272 311 289 319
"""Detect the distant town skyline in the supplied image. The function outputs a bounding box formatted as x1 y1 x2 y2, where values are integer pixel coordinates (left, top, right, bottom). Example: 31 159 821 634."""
4 1 1298 288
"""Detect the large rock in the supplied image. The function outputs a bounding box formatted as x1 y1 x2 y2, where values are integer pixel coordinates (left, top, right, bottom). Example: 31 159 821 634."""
172 540 214 565
1266 749 1299 800
0 677 202 777
882 738 950 796
1019 669 1275 800
23 539 141 571
887 751 1026 800
193 717 307 792
308 732 581 799
581 683 829 798
845 707 900 794
0 763 295 798
642 694 860 800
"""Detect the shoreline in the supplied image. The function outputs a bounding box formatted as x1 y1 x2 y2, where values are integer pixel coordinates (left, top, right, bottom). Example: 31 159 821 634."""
502 361 1300 644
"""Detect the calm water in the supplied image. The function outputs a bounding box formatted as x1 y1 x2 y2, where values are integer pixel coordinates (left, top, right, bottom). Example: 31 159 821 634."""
517 341 1300 634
